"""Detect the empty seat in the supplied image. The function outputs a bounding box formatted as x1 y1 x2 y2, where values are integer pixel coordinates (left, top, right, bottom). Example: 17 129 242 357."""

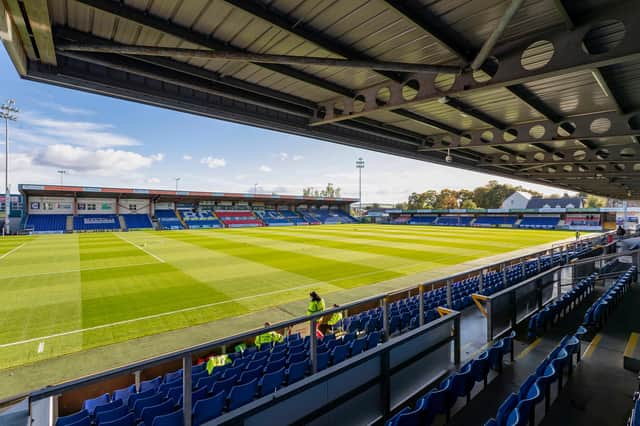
141 398 175 426
56 409 89 426
100 412 135 426
151 409 183 426
96 405 128 425
286 359 307 384
94 399 123 417
140 377 162 393
82 393 110 415
133 393 165 418
260 367 285 396
192 392 225 426
112 385 136 405
211 375 238 397
128 389 156 409
228 378 258 411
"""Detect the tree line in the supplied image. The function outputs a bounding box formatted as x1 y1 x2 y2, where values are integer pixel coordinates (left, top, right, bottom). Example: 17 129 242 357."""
396 181 607 210
302 183 341 198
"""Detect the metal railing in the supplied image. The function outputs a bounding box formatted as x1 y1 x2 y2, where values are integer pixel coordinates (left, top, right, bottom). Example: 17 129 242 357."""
0 232 611 425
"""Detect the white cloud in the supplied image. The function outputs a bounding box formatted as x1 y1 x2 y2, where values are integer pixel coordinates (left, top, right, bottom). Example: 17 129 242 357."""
34 144 162 176
292 155 304 161
278 152 289 161
146 177 160 184
150 153 164 161
259 165 272 172
200 157 227 169
183 154 192 161
19 113 140 148
37 101 95 116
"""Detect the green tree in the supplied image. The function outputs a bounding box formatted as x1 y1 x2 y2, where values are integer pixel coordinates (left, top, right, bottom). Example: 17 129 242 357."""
435 189 459 209
585 194 606 208
461 199 478 209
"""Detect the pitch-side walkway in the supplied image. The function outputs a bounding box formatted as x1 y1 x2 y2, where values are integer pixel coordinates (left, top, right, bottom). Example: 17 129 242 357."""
0 237 577 398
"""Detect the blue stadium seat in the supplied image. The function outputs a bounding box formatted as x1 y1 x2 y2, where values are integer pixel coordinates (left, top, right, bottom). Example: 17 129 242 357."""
100 412 135 426
112 385 136 405
228 378 258 411
350 338 366 356
96 405 128 425
141 398 175 426
128 389 156 409
66 416 91 426
151 409 183 426
82 393 110 415
496 393 518 426
164 369 182 383
316 352 330 371
56 409 89 426
259 367 285 396
264 358 285 374
192 392 225 426
210 375 238 397
331 343 349 365
94 399 123 416
133 393 165 418
286 360 307 384
140 377 162 393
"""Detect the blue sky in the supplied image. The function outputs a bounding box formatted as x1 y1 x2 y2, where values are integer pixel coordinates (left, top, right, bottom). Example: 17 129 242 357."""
0 49 565 203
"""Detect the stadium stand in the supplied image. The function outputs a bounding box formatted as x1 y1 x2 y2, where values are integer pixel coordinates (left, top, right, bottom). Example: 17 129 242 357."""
473 216 518 227
518 216 560 229
121 214 153 230
215 211 263 228
296 209 322 225
254 210 296 226
73 215 120 232
155 210 184 230
278 209 308 225
302 208 356 224
436 216 474 226
391 214 411 224
408 215 437 225
178 210 222 229
24 214 67 233
385 331 515 426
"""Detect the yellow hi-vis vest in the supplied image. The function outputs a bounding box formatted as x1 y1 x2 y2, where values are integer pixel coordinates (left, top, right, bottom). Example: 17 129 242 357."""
307 298 326 316
327 311 343 326
206 354 231 375
255 331 283 349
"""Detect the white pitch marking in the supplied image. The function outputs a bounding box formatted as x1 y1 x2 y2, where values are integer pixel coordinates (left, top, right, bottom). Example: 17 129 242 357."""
37 341 45 353
0 243 26 261
114 233 165 263
2 261 160 280
0 268 389 349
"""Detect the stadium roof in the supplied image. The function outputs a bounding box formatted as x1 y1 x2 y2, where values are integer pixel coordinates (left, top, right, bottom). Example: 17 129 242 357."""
18 183 357 203
2 0 640 198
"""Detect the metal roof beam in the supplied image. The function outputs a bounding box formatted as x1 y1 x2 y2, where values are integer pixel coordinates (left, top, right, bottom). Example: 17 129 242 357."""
55 43 460 74
313 1 640 125
73 0 355 97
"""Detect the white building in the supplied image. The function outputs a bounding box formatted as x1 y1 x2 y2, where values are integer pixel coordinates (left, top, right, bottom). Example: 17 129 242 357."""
500 191 532 209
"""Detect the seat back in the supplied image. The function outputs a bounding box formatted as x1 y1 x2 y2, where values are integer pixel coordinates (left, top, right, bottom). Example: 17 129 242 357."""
100 412 136 426
350 339 366 356
316 352 330 371
82 393 110 415
496 393 518 426
128 389 156 409
260 367 285 396
140 377 162 393
228 378 258 411
151 409 183 426
287 360 307 384
331 343 349 364
112 385 136 405
141 398 175 426
192 392 225 426
56 409 89 426
211 375 237 397
96 405 128 425
239 366 262 385
133 393 165 417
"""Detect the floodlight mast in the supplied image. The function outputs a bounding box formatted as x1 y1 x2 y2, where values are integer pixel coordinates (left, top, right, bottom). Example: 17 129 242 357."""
57 170 67 185
356 158 365 216
1 99 18 236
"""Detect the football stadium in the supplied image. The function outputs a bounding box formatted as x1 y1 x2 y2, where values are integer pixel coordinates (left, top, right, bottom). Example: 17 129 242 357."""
2 1 640 426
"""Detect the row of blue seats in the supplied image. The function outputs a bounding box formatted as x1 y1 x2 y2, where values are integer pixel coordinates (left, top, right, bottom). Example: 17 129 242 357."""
528 273 597 339
386 331 516 426
583 266 635 331
60 331 382 426
629 390 640 426
485 329 584 426
121 214 152 229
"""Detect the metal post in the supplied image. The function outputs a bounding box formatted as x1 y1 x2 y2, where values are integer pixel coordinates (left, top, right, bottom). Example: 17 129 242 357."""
182 355 192 426
309 318 317 373
478 270 484 292
537 256 541 273
486 299 493 342
446 280 452 308
50 395 59 426
453 315 461 365
4 118 9 235
134 370 141 391
503 264 507 286
418 285 425 326
382 297 389 341
521 257 526 277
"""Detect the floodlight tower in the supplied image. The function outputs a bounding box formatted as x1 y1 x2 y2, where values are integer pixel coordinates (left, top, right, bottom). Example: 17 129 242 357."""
356 157 365 216
175 177 181 191
57 170 67 185
1 99 18 235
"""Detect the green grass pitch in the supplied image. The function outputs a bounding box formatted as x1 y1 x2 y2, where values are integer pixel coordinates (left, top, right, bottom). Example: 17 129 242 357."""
0 225 573 370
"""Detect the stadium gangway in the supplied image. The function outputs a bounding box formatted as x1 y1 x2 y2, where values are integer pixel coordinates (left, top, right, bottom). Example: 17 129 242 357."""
480 248 640 341
0 231 611 426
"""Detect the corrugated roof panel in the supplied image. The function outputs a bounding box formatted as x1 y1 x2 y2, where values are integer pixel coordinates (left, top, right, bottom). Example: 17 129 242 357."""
601 60 640 112
407 101 491 131
522 71 617 117
455 87 544 124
